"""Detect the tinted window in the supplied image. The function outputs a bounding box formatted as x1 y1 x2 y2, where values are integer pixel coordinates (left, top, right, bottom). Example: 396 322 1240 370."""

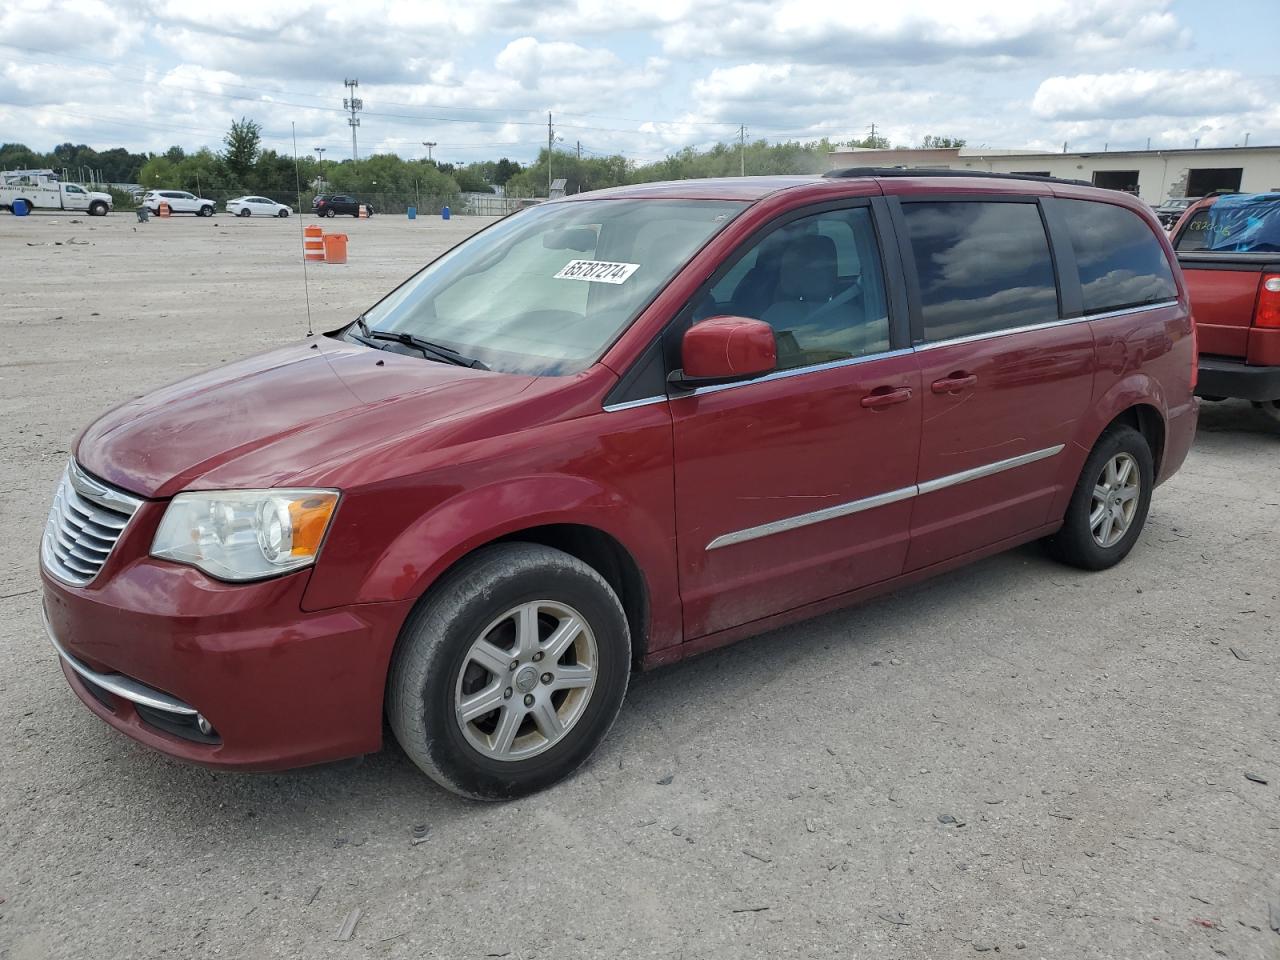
903 201 1058 342
692 207 890 369
1060 199 1178 312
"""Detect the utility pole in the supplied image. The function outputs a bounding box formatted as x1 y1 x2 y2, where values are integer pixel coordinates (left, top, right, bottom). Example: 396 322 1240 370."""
1245 132 1251 147
548 112 554 197
1146 137 1151 150
344 78 362 162
739 124 746 176
422 141 437 162
576 140 581 159
314 146 326 164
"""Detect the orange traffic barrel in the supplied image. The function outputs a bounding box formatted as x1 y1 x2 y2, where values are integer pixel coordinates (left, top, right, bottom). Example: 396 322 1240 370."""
304 224 324 261
157 201 171 217
323 233 348 264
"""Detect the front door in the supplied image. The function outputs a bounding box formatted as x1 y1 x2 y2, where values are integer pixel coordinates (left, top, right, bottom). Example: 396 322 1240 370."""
893 197 1095 570
669 204 922 639
62 184 89 211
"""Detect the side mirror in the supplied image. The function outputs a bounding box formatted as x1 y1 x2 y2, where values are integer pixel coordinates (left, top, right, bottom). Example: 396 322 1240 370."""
670 316 777 390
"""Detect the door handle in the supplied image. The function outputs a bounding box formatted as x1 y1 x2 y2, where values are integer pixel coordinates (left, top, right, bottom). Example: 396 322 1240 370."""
931 373 978 393
860 386 913 409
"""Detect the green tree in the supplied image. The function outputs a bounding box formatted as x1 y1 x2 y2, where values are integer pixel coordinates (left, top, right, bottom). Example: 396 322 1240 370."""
222 117 261 178
0 142 45 171
920 135 967 149
139 155 179 189
847 132 891 149
454 166 494 193
493 158 522 186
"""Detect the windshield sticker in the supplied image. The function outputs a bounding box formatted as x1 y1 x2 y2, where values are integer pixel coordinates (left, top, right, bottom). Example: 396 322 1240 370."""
554 260 640 284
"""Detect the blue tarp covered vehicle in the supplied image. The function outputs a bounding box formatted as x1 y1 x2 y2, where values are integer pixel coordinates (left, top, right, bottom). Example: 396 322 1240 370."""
1178 193 1280 253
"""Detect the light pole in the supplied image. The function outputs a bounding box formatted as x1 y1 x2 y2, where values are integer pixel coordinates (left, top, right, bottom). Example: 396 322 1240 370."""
422 141 437 162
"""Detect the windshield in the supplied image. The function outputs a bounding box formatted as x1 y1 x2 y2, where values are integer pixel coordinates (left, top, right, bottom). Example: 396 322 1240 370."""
1176 194 1280 252
358 198 747 375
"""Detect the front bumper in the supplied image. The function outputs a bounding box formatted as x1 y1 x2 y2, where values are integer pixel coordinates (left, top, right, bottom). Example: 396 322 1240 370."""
41 558 414 771
1197 355 1280 402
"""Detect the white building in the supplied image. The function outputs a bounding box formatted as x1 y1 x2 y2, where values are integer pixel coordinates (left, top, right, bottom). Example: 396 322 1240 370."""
825 145 1280 204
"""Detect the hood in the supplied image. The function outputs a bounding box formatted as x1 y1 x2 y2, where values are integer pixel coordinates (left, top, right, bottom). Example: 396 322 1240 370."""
76 338 536 499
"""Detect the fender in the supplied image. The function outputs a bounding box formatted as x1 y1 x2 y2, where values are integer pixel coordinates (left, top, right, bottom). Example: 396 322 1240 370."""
301 472 683 650
1049 371 1168 521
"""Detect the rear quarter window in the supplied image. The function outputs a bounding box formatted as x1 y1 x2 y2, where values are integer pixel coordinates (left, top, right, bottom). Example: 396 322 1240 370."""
1059 199 1177 313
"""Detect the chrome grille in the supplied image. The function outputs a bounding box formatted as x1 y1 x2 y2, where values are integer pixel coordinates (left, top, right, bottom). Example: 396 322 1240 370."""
41 461 142 586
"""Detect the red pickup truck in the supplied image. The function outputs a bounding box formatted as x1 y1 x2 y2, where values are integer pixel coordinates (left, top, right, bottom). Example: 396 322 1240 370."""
1171 193 1280 422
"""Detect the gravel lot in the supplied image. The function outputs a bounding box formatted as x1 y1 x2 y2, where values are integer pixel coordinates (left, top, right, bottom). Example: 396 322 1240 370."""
1 211 1276 960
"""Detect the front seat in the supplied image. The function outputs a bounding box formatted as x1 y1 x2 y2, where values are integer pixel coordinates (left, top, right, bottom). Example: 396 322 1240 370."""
760 234 840 365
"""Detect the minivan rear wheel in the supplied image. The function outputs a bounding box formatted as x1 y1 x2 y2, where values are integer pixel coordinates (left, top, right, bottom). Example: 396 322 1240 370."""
1044 424 1153 570
387 543 631 799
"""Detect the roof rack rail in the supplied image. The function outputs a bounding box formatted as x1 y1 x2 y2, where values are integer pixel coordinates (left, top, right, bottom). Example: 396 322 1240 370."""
823 167 1092 188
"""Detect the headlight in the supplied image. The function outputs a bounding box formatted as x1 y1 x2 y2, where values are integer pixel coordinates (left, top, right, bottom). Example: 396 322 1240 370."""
151 489 339 581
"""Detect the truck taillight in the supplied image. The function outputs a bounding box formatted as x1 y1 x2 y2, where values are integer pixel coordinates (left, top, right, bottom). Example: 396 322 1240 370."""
1257 275 1280 328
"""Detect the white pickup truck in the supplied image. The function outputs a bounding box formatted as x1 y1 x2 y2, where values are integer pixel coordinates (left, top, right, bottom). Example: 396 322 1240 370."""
1 169 114 216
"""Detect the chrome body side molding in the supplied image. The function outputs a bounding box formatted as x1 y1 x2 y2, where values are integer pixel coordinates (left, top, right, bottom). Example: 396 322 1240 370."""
706 444 1065 551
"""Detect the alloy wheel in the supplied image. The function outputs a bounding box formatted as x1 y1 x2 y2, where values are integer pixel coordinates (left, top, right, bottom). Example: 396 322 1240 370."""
1090 452 1140 548
453 600 597 761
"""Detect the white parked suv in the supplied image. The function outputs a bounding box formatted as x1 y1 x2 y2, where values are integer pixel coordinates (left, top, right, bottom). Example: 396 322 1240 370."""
143 190 216 216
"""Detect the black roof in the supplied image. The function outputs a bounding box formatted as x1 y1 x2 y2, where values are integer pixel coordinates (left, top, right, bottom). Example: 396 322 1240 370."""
823 167 1092 188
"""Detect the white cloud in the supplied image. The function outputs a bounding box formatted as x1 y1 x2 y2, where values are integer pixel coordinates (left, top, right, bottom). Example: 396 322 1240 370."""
1033 69 1268 121
495 37 624 89
660 0 1187 65
0 0 137 57
4 0 1280 165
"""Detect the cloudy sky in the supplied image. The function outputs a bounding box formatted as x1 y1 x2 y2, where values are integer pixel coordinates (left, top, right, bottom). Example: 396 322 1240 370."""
1 0 1277 166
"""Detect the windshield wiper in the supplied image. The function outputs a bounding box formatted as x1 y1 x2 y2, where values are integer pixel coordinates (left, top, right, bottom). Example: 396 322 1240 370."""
349 315 488 370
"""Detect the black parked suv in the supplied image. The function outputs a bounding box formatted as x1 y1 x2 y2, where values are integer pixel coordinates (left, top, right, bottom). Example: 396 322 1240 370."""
314 194 373 217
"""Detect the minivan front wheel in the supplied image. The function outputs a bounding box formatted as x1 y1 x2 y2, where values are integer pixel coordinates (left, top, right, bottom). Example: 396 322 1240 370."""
387 543 631 799
1045 424 1153 570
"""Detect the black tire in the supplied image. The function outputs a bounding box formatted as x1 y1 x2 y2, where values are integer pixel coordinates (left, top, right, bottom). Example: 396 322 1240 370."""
89 201 108 217
199 205 214 217
1252 399 1280 425
324 207 336 218
387 543 631 800
278 209 289 218
1044 424 1154 570
238 208 251 217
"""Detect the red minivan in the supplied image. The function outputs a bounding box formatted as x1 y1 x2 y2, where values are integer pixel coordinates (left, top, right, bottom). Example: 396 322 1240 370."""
41 170 1198 798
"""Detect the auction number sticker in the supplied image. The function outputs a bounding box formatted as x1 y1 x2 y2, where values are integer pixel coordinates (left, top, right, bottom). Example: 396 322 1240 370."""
554 260 640 284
